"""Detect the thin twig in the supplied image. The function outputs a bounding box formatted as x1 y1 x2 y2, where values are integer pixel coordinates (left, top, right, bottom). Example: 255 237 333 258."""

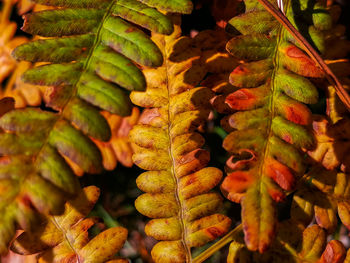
257 0 350 111
277 0 285 14
192 224 243 263
0 0 12 26
95 205 136 252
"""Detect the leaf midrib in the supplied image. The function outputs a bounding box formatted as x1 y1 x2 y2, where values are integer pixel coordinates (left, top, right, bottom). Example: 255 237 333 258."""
255 0 292 242
51 216 82 263
163 38 192 262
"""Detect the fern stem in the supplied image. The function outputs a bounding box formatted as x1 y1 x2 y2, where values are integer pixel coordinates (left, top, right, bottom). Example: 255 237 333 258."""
1 0 12 26
95 205 136 254
51 217 82 263
192 224 243 263
163 42 193 263
96 204 121 227
256 0 350 111
4 62 29 95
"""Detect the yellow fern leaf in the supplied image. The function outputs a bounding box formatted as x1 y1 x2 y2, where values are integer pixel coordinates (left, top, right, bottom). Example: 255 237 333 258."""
11 186 128 263
129 17 232 263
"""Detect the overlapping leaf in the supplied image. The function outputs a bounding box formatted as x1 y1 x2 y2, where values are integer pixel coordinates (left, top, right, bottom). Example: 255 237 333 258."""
307 116 350 172
93 108 140 171
3 65 138 172
13 0 36 15
0 2 52 109
220 0 331 252
12 0 182 116
291 111 350 234
129 18 231 263
292 166 350 234
228 220 346 263
1 61 47 108
0 15 27 83
11 186 129 263
0 0 193 253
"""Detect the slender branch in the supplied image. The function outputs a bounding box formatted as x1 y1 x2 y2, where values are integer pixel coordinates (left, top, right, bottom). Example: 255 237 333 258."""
96 204 121 227
4 62 30 96
1 0 12 26
95 205 136 253
256 0 350 111
192 224 243 263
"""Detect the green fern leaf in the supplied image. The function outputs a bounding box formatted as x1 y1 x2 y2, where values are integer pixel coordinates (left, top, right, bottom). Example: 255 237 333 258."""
0 0 192 254
138 0 193 14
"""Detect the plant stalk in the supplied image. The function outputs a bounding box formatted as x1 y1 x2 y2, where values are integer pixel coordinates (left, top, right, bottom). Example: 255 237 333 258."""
192 224 243 263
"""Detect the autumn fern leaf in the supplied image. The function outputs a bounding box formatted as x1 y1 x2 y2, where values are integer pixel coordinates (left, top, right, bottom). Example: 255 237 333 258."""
129 19 231 263
11 186 129 263
228 220 346 263
0 0 192 253
220 0 331 252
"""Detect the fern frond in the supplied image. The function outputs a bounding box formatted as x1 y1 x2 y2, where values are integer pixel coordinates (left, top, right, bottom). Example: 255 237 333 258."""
12 0 190 116
0 0 191 253
220 0 331 252
129 18 231 263
227 220 346 263
11 186 129 263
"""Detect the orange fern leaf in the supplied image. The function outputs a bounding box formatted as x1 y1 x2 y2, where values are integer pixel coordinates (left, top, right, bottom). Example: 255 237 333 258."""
129 17 231 263
219 0 333 252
